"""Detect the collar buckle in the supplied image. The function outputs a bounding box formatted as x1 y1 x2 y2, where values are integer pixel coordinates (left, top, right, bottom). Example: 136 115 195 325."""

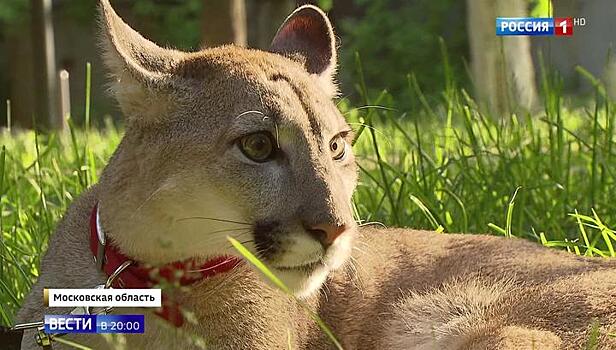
94 204 106 271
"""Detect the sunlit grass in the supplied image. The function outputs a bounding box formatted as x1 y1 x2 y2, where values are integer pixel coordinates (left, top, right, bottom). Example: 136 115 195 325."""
0 124 121 325
347 52 616 258
348 95 616 256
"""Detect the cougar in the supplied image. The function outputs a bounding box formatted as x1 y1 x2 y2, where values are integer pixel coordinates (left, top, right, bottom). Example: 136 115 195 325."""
17 1 616 349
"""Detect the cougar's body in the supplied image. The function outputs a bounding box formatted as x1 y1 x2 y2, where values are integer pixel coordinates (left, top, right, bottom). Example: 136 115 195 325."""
17 187 616 349
17 1 616 349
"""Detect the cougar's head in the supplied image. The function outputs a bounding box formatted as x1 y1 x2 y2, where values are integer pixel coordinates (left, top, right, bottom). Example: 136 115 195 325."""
97 0 358 296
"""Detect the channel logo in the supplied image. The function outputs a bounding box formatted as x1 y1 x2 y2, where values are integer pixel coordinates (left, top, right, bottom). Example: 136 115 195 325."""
554 18 573 36
496 17 582 36
44 314 145 334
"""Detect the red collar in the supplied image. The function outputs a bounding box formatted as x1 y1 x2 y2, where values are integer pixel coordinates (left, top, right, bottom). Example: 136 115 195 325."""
89 203 241 327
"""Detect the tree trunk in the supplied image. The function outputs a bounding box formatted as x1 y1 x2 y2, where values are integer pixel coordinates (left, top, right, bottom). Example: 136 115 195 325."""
202 0 247 47
6 21 36 129
467 0 538 114
246 0 295 49
31 0 61 130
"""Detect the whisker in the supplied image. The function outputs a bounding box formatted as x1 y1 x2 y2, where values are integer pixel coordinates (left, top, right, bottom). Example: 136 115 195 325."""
254 249 273 262
236 239 254 246
256 239 282 255
195 231 252 244
358 221 387 228
357 240 371 248
254 244 276 256
235 110 265 119
224 239 255 254
335 93 353 106
348 256 367 293
343 105 397 115
195 227 252 236
129 182 174 220
352 246 367 255
321 281 331 302
176 216 252 226
188 257 242 273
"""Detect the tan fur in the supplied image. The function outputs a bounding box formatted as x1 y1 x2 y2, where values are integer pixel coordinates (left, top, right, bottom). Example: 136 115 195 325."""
18 1 616 349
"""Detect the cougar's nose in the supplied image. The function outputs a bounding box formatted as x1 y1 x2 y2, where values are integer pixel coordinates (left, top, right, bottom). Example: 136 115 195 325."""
306 223 348 247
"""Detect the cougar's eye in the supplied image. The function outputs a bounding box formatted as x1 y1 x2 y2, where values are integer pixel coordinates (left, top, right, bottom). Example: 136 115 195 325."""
330 135 347 161
239 132 275 163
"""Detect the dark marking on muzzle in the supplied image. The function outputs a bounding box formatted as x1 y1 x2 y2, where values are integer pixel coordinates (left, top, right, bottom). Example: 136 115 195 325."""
253 221 283 259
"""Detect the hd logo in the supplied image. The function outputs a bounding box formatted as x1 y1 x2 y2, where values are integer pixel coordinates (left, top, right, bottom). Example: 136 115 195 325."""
496 17 580 36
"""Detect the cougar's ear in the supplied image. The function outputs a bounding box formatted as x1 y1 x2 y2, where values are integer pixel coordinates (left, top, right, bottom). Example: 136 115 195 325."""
270 5 338 97
99 0 184 122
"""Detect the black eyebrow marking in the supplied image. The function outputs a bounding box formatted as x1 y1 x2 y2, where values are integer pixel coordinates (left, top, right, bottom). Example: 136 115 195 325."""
339 128 354 141
268 73 323 147
308 115 322 143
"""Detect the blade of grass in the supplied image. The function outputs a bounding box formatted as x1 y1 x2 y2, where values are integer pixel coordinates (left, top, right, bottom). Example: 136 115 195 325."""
228 237 343 350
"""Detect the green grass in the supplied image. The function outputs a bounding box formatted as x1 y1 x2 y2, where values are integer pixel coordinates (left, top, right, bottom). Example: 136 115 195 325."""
346 56 616 257
0 65 615 337
347 90 616 250
0 123 121 325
